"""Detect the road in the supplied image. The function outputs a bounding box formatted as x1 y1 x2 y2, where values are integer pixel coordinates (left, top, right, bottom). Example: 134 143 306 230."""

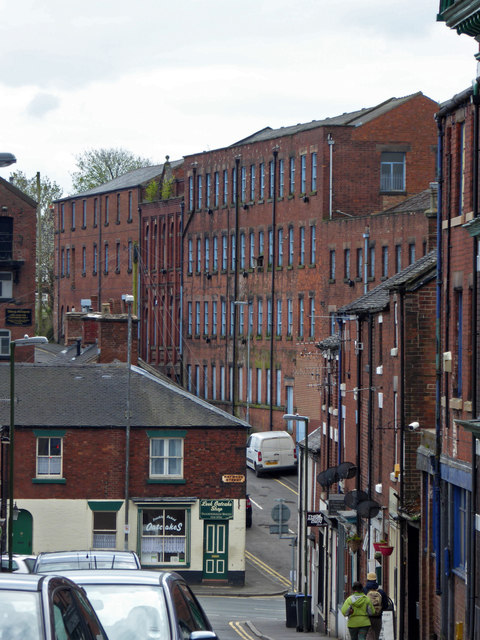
198 467 300 640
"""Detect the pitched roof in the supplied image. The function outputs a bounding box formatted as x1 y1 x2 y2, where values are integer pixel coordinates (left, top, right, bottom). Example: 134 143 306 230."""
59 159 184 200
338 250 437 315
231 94 424 146
0 363 248 429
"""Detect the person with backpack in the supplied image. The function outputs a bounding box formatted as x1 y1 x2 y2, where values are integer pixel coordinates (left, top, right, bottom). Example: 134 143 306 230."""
364 572 389 640
341 581 374 640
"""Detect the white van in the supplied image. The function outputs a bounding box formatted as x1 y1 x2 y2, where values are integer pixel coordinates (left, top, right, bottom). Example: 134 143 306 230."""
246 431 297 476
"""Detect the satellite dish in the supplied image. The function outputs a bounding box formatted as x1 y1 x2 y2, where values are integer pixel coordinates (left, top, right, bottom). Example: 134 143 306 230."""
337 461 357 480
344 490 368 509
356 500 381 519
317 466 339 488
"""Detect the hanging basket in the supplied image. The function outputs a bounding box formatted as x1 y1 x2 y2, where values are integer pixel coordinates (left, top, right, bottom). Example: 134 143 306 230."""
379 545 394 556
373 542 387 552
347 538 362 552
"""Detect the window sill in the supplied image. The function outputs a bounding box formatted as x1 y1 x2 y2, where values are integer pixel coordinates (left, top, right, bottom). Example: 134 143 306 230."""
380 190 406 195
32 478 66 484
147 478 186 484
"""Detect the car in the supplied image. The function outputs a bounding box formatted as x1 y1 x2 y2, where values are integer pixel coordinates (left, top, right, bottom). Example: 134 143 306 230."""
246 494 252 528
0 554 36 573
33 549 141 573
0 572 108 640
56 569 219 640
246 431 297 476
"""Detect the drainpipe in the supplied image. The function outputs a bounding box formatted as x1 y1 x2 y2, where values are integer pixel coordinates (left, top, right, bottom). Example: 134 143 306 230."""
179 200 185 386
328 134 334 219
269 148 278 429
355 317 362 582
363 226 369 295
367 315 374 497
98 198 102 310
398 287 406 640
336 316 344 465
232 157 240 416
434 113 444 596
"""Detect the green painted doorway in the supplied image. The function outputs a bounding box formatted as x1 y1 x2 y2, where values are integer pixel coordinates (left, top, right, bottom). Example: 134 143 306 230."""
13 509 33 554
203 521 228 580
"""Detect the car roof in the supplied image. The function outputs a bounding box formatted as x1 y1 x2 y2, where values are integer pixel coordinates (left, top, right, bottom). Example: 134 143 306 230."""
0 574 44 591
52 569 180 586
252 431 292 439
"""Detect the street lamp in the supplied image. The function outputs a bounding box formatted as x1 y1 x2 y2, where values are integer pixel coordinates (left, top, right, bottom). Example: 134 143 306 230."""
0 153 16 168
283 413 309 631
234 301 251 424
8 335 47 571
124 295 134 551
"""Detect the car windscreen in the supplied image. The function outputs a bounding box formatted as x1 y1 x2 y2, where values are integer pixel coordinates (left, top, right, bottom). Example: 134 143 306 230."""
36 555 138 573
79 583 170 640
0 590 43 640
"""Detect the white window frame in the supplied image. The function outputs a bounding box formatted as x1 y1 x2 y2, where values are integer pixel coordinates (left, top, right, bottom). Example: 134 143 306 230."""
149 436 184 479
36 435 63 477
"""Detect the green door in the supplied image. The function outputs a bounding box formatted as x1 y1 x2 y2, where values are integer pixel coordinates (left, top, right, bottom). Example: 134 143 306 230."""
203 521 228 579
13 509 33 554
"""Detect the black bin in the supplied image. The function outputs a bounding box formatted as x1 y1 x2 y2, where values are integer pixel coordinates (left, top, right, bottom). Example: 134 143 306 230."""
295 593 312 632
284 593 297 628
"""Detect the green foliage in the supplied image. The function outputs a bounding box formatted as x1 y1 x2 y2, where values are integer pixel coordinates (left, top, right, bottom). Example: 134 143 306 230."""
70 147 152 194
145 180 159 202
161 177 174 200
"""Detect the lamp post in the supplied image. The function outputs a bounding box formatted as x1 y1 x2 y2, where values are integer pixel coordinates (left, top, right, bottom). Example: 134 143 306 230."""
124 295 134 550
283 413 309 631
234 301 251 423
8 335 47 571
0 153 16 168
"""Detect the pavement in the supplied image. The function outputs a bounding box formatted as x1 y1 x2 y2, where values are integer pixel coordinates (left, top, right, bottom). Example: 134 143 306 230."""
191 557 337 640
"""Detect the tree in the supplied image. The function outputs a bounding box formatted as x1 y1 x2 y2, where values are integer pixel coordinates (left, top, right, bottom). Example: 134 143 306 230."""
70 147 152 194
9 171 63 337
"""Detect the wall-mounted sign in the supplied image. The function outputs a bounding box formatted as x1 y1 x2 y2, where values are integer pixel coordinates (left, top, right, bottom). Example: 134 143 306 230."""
307 511 327 527
199 499 234 520
6 309 32 327
222 474 245 484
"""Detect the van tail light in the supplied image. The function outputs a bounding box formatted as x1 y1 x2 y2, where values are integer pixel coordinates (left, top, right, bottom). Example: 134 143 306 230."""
258 452 262 462
294 448 297 460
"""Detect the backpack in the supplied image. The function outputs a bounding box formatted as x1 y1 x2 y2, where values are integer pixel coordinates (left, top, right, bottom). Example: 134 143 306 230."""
367 589 383 616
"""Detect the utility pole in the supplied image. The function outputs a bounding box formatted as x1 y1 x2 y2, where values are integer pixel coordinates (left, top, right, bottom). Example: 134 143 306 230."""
36 172 42 335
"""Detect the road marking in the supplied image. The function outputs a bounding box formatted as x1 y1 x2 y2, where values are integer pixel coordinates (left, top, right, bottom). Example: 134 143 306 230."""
275 478 298 495
249 497 262 509
245 550 291 588
229 621 255 640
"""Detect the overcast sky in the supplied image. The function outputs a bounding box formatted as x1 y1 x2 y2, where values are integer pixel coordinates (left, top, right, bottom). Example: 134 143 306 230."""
0 0 478 195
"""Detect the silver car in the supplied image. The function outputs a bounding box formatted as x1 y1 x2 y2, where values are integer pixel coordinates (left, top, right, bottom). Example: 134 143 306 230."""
57 569 218 640
33 550 141 573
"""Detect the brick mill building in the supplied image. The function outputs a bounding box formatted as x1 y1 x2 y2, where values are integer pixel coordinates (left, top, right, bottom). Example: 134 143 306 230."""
181 92 438 436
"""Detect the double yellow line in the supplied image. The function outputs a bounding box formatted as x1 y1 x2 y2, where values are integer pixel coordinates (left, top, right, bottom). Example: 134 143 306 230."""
229 621 254 640
245 549 291 588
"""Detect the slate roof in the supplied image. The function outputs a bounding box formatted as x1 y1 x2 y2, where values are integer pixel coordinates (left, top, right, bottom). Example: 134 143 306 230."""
231 93 423 146
379 188 432 215
0 363 248 429
57 159 184 200
338 250 437 316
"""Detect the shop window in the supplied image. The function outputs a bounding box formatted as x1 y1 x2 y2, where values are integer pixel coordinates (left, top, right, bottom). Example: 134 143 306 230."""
141 508 187 566
93 511 117 549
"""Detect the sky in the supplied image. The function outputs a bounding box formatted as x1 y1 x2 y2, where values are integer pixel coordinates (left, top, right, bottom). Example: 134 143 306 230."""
0 0 478 195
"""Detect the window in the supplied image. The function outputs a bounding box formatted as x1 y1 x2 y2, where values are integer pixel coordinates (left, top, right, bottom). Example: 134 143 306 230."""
300 155 306 193
105 196 109 225
188 176 194 210
309 297 315 338
408 243 416 265
60 204 65 231
149 437 183 478
329 250 336 280
128 241 133 271
288 227 294 266
195 365 200 396
395 245 402 272
213 236 218 271
250 164 256 201
214 172 219 207
258 230 264 260
71 202 75 230
212 301 217 335
187 302 192 335
454 289 463 397
259 163 265 199
276 299 282 336
276 370 282 406
221 300 226 336
0 273 13 299
356 248 363 278
230 300 234 336
256 368 262 403
268 229 273 266
116 193 121 223
204 365 208 399
141 508 186 564
128 191 133 221
298 297 304 337
0 217 12 259
269 161 274 199
232 166 237 203
249 232 255 268
344 249 351 279
212 365 217 400
82 247 86 275
267 298 272 336
61 249 65 277
204 301 209 335
230 234 236 270
369 246 375 278
299 227 305 265
206 173 211 208
93 199 98 227
287 299 293 336
223 170 228 205
82 200 87 227
93 243 98 275
37 436 62 477
66 248 70 276
186 365 192 392
0 330 10 356
289 157 295 194
459 122 466 215
196 238 201 273
266 368 271 405
311 152 317 191
241 166 246 202
248 300 253 335
453 486 468 570
240 232 246 269
204 237 210 272
93 512 117 549
104 243 109 274
195 302 200 335
310 225 316 264
197 175 203 209
380 152 405 192
238 303 245 334
257 298 263 334
220 366 226 400
382 246 388 278
222 235 228 270
278 228 283 266
279 159 284 197
116 242 120 272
